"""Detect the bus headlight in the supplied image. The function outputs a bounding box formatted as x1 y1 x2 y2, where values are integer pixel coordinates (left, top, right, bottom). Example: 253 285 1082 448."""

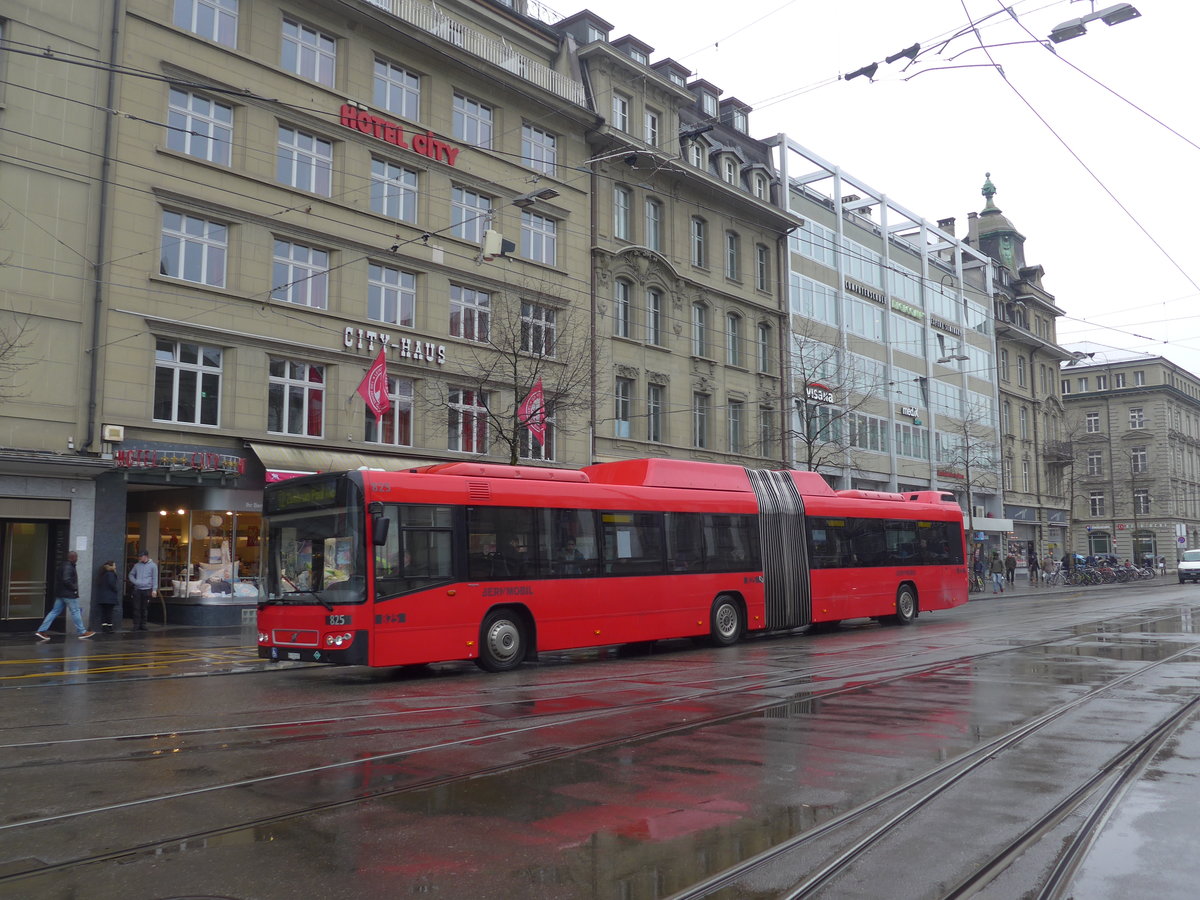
325 632 353 647
258 631 269 644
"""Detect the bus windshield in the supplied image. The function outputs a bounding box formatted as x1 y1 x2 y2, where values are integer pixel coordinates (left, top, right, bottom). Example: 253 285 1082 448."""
263 476 367 605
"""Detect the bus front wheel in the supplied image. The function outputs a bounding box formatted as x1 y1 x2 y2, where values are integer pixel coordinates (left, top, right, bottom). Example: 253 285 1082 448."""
477 609 527 672
709 596 744 646
892 585 917 625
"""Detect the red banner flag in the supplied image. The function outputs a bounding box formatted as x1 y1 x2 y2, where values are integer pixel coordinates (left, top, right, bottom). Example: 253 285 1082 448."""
519 377 546 445
356 349 390 421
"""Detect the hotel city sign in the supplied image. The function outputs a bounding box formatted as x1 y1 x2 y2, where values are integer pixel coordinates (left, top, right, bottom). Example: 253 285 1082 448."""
338 104 461 166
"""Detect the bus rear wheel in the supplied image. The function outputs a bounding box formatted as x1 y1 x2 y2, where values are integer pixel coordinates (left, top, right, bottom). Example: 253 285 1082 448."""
892 585 917 625
709 596 744 646
477 609 527 672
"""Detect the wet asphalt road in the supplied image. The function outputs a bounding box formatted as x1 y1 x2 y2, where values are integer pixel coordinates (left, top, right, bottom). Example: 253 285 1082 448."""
3 579 1200 899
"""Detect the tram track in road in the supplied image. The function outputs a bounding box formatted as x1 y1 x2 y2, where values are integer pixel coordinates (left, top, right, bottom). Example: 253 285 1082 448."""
665 639 1200 900
4 607 1199 891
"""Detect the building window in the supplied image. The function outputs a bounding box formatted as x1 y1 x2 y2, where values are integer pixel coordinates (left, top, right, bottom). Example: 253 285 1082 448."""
1022 459 1030 492
614 377 632 438
174 0 237 47
1019 406 1028 439
644 198 663 252
160 211 226 287
759 406 774 455
1134 488 1151 515
647 383 663 442
154 339 221 426
521 123 556 174
452 93 493 148
999 348 1009 382
365 376 413 447
448 387 488 453
701 92 718 117
723 157 737 185
268 358 324 437
757 323 771 373
1134 370 1145 386
646 289 662 346
1086 411 1101 433
726 312 742 367
1131 446 1148 474
1040 364 1050 394
1096 374 1108 390
614 186 632 241
1130 407 1145 429
373 59 420 119
1003 456 1013 490
370 158 417 222
1017 355 1027 386
368 263 415 327
732 109 748 132
692 303 707 357
272 240 328 309
277 126 332 196
690 217 706 267
450 186 491 242
1002 401 1012 435
613 280 632 339
1115 373 1127 388
611 92 630 131
725 231 740 280
281 18 335 87
755 245 769 291
728 400 744 454
449 285 490 342
1087 450 1103 476
644 110 659 146
693 393 710 448
753 174 768 200
1078 377 1089 392
520 211 557 265
520 301 556 357
1061 379 1071 395
688 141 705 169
166 88 232 165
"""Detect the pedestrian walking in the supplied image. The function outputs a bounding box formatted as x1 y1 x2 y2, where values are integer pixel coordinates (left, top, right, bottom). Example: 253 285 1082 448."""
1159 555 1167 576
96 560 120 633
1005 552 1017 586
1041 553 1055 585
128 551 158 631
35 551 95 641
990 551 1006 594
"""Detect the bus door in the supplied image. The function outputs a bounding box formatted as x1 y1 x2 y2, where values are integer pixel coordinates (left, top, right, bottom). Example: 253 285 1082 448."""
747 469 811 629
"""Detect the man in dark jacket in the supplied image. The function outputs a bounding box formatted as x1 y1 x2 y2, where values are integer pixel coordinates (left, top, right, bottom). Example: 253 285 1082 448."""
35 552 95 641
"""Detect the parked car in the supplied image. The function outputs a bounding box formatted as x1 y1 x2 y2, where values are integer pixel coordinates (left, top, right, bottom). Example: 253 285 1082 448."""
1178 549 1200 583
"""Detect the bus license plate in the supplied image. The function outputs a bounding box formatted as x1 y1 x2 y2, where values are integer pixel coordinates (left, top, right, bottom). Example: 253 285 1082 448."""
287 652 300 660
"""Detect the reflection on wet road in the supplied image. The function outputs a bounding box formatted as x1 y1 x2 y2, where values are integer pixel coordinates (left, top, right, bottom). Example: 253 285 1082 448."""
4 587 1200 898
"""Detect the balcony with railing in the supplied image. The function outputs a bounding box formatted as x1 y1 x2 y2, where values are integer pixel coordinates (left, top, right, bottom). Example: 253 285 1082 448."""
364 0 585 105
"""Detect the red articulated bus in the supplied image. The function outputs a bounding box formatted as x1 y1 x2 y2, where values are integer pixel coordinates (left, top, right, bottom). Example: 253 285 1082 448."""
256 459 967 671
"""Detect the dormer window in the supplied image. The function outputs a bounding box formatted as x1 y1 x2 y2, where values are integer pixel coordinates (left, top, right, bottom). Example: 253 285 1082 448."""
667 71 686 86
753 173 768 200
701 92 718 117
722 157 738 185
688 141 705 169
732 110 748 132
585 25 607 43
627 47 648 65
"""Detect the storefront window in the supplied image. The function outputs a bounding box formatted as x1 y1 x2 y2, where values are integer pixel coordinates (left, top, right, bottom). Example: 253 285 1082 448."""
154 509 261 599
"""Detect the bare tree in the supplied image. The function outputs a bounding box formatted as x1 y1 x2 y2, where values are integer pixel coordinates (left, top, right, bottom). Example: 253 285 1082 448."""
781 323 889 476
0 311 35 401
420 285 592 466
937 402 1001 539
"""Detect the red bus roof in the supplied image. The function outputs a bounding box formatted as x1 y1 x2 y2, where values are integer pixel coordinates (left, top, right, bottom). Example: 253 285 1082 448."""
583 458 837 496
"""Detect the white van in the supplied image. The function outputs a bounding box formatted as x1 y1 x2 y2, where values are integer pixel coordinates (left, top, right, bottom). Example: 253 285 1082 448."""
1178 549 1200 584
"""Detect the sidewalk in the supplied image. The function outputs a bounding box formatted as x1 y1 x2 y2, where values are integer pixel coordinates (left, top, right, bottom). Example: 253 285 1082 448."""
970 570 1172 602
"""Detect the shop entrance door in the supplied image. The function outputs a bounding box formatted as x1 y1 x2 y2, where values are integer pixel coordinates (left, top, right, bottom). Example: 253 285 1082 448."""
1 522 50 620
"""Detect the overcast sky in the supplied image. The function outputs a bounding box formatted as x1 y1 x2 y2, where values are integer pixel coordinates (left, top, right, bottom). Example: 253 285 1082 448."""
580 0 1199 373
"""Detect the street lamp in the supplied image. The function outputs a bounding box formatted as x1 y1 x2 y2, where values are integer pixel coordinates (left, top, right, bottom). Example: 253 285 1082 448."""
1049 4 1140 43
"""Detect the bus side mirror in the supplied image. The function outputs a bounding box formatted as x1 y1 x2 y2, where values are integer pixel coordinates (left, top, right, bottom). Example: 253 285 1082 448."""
372 516 390 546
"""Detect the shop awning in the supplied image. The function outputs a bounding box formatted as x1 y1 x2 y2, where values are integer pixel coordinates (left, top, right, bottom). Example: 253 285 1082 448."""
247 443 430 481
967 517 1015 533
